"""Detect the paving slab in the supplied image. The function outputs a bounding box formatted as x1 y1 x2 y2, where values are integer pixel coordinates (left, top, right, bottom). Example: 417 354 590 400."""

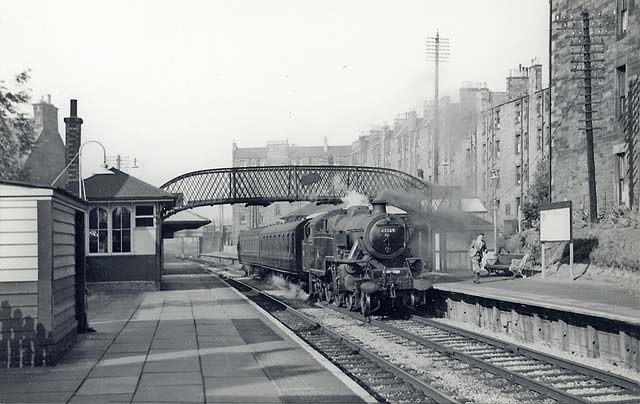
133 384 205 403
68 393 133 403
204 376 281 403
75 376 139 395
138 371 203 386
0 392 70 403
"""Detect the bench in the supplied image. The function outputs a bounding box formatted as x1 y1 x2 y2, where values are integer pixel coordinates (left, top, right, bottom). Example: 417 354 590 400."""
484 253 530 277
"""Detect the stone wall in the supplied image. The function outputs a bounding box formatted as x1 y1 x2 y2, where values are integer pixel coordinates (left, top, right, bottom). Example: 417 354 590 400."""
552 0 640 212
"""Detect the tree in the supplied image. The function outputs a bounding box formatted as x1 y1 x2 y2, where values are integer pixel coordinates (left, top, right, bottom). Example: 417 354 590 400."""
0 71 35 182
523 154 550 229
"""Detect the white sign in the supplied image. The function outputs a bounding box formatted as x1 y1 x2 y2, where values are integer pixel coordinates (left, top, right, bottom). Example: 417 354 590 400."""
540 201 572 242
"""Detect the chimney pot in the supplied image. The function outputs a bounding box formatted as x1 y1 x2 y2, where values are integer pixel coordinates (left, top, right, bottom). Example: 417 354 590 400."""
372 200 387 215
70 99 77 117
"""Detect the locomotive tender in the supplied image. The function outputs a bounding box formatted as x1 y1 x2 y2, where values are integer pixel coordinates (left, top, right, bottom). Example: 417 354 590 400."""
237 200 430 316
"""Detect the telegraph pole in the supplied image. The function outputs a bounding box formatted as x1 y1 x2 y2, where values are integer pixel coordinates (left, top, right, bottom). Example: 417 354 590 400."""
426 31 449 184
555 10 610 223
580 11 599 223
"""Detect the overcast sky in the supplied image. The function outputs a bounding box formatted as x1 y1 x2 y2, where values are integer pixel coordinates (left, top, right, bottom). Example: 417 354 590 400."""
1 0 548 192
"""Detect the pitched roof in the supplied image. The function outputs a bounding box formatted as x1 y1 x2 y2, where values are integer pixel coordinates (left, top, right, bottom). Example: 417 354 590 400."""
163 210 211 234
84 168 175 202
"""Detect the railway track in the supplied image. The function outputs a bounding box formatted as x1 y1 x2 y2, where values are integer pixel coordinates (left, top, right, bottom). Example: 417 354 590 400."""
217 273 458 404
325 304 640 404
199 261 639 404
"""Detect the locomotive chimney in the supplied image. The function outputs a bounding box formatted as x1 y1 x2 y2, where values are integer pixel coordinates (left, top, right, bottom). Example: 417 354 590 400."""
372 200 387 214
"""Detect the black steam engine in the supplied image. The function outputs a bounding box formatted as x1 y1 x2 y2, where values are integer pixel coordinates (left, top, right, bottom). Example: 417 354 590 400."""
238 200 430 316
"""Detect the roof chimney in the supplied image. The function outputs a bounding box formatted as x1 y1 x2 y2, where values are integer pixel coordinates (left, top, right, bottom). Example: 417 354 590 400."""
64 99 83 196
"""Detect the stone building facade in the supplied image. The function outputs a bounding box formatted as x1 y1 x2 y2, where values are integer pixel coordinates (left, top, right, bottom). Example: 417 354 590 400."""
552 0 640 213
467 65 550 233
231 139 351 243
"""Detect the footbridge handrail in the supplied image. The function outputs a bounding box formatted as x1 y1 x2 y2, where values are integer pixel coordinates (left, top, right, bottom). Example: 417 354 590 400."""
159 165 435 218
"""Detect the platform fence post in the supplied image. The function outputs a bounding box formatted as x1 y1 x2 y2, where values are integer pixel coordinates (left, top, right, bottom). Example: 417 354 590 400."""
541 242 546 279
569 242 574 280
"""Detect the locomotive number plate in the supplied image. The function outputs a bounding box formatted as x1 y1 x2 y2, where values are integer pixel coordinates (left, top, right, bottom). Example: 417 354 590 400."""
379 227 397 233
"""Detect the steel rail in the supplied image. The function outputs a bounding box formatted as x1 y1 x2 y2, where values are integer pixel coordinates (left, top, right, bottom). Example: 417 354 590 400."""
217 274 460 404
327 305 639 404
409 314 640 394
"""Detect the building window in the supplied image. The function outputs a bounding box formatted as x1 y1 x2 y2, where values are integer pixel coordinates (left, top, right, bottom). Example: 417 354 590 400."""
516 165 522 185
515 134 521 154
616 153 629 206
495 170 501 189
505 203 511 216
260 215 265 224
537 128 543 151
240 213 247 225
111 207 132 253
495 140 501 158
135 205 154 227
536 95 542 117
619 0 628 35
495 109 501 130
89 207 108 254
617 65 627 116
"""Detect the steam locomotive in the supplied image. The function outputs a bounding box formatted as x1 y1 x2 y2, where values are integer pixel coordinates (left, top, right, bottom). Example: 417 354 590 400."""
237 200 431 316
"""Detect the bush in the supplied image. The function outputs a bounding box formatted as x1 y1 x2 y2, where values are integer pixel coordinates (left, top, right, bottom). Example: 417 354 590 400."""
504 207 640 272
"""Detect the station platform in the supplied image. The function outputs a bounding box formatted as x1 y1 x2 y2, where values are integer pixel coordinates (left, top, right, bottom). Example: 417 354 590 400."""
0 259 372 404
425 271 640 326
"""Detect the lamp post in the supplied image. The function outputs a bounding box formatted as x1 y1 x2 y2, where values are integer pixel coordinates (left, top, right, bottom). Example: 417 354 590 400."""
442 159 450 185
51 140 113 199
490 169 499 252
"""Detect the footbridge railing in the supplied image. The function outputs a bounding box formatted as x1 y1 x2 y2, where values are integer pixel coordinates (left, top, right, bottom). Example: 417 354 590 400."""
160 165 438 218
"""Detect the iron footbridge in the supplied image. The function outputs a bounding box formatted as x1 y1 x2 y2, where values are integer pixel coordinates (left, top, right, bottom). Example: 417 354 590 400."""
159 165 439 218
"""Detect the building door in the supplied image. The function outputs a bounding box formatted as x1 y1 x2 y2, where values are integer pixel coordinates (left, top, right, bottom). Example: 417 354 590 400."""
74 211 88 333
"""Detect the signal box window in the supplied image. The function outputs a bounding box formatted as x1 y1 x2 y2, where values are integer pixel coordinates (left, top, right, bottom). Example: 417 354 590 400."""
135 205 154 228
89 207 108 253
112 207 132 253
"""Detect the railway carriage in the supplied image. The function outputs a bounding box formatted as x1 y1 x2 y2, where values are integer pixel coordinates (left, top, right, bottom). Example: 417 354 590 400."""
238 200 430 316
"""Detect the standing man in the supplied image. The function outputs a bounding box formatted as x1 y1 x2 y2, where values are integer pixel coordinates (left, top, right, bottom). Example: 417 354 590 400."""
468 233 487 284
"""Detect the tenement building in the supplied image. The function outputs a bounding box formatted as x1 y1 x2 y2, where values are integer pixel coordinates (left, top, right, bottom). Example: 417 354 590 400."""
552 0 640 212
467 64 550 233
231 139 351 243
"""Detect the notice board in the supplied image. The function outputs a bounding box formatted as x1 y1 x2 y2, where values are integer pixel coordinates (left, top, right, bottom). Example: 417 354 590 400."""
540 201 572 242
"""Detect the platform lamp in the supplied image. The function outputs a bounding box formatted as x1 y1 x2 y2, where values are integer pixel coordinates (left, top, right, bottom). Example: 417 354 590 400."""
50 140 112 334
490 169 499 252
51 140 114 198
